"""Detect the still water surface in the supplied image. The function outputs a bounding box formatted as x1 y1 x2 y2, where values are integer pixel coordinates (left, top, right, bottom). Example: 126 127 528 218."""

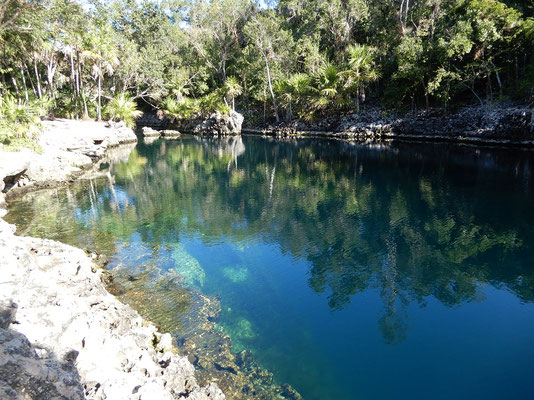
7 136 534 399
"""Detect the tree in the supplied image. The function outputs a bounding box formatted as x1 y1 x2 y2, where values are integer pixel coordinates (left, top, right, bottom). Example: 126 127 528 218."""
224 76 242 111
340 44 379 112
244 12 295 122
84 23 118 120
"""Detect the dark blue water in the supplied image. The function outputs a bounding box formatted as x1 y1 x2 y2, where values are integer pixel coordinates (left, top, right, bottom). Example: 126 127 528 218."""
7 136 534 399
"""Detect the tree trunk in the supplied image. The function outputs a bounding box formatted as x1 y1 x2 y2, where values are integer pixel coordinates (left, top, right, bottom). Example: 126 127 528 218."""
487 74 493 102
232 96 235 112
97 66 102 121
70 52 77 95
263 51 279 123
10 72 19 97
46 58 56 98
355 87 360 113
34 60 42 99
23 63 36 96
20 66 28 101
289 99 292 121
494 68 502 97
76 52 88 118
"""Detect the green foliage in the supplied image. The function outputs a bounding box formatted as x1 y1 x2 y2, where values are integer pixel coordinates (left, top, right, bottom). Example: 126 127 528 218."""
0 95 46 151
105 93 143 128
1 0 533 123
162 97 199 120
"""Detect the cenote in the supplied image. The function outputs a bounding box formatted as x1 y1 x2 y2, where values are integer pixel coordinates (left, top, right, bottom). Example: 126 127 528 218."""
6 136 534 399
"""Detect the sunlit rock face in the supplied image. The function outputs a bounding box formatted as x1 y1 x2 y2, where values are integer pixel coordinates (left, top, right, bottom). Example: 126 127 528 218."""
193 111 244 136
171 111 244 136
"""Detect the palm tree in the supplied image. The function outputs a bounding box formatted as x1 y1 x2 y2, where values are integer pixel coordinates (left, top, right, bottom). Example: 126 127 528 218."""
277 73 310 121
311 63 348 113
224 76 242 112
83 26 118 120
106 93 142 128
340 44 379 112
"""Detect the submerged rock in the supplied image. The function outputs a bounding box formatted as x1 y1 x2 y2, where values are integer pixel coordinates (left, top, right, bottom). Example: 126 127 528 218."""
107 257 303 400
222 266 249 283
171 243 206 286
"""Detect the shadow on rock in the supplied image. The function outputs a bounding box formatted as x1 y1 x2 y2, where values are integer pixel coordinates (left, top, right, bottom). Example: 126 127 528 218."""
0 301 85 399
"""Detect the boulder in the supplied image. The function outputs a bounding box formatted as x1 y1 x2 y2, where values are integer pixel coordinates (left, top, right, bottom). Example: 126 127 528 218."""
140 127 161 138
193 111 244 136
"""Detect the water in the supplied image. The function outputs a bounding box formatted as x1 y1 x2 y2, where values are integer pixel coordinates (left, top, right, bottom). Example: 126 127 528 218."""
6 136 534 399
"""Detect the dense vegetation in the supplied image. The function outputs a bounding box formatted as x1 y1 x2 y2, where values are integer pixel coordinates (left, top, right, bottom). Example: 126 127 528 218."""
1 0 534 141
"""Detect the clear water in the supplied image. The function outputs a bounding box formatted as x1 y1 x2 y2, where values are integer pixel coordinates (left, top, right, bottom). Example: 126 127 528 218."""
7 136 534 399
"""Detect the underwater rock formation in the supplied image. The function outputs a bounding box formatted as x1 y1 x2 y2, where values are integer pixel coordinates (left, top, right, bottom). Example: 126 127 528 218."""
171 243 207 286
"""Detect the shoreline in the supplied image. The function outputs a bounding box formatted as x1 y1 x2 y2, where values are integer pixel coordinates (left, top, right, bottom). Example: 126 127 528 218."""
243 128 534 149
0 119 225 399
241 103 534 148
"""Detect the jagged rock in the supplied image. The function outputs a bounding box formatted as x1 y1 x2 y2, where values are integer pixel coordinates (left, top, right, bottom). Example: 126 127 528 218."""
136 112 168 130
0 216 225 400
247 104 534 144
0 151 31 193
0 301 17 329
0 302 85 400
0 119 138 198
172 111 244 136
194 111 243 136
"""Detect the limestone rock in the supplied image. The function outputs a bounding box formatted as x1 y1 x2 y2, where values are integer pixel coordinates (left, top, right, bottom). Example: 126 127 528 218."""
0 119 138 198
141 127 161 137
0 303 85 400
161 129 181 138
193 111 244 136
0 215 225 400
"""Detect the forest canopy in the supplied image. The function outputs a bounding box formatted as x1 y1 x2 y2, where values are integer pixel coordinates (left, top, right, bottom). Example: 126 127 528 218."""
1 0 533 127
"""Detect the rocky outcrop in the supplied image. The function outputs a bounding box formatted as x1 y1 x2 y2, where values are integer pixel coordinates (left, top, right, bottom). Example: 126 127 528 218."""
394 105 533 138
0 152 31 207
0 218 225 400
172 111 244 136
0 119 138 198
136 111 168 130
161 129 181 138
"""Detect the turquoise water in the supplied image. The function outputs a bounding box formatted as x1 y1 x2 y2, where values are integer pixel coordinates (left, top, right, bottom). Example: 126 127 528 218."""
7 136 534 399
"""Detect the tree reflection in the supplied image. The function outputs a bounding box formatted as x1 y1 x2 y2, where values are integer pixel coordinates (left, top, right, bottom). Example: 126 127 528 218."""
8 137 534 343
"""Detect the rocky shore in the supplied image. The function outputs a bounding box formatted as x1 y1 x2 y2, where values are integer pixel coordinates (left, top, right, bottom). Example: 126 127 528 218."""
0 119 225 399
243 104 534 147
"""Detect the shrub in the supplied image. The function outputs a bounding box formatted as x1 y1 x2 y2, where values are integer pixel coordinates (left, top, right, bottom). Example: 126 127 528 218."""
162 97 199 120
0 95 43 145
105 93 143 128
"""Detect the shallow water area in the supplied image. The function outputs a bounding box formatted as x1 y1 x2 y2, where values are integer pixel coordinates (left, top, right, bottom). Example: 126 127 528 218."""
6 136 534 399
